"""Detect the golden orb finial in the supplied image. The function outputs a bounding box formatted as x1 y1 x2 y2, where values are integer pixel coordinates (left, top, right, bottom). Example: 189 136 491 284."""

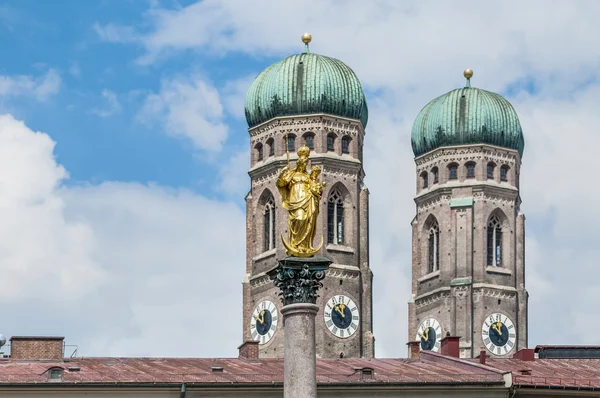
301 33 312 44
464 69 473 79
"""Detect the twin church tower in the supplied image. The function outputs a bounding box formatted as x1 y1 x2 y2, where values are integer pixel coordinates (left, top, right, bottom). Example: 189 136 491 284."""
241 35 527 359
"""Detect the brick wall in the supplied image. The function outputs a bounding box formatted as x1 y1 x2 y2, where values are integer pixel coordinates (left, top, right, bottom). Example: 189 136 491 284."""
10 337 64 360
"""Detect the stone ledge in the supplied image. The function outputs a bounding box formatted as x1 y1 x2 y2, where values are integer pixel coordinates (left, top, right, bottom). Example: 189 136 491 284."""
253 248 276 262
417 270 440 283
326 244 355 254
485 266 512 276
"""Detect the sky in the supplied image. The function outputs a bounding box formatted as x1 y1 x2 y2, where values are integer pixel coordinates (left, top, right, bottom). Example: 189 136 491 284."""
1 0 600 358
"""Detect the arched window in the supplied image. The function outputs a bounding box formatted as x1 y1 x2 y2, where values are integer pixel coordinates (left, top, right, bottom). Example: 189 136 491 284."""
341 137 350 154
327 190 344 244
286 136 296 152
487 215 502 266
432 167 439 184
267 138 274 157
500 165 509 182
466 162 475 178
487 162 495 179
257 144 263 161
263 197 276 251
428 221 440 272
327 135 335 152
420 171 428 188
448 164 458 180
304 134 314 150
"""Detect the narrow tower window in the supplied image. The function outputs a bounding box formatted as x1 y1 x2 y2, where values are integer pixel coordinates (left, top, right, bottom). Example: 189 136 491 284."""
487 163 495 179
267 138 274 157
421 171 428 188
287 136 295 152
500 165 509 182
428 222 440 272
448 164 458 180
487 215 502 266
327 135 335 152
327 190 344 244
466 162 475 178
432 167 439 184
342 137 350 154
264 197 276 251
257 144 263 161
305 134 314 150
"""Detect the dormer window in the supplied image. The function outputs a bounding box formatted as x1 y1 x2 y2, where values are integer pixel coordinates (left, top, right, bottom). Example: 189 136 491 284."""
48 367 63 381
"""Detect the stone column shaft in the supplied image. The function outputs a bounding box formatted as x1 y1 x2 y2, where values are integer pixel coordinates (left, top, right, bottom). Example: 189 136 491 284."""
282 303 319 398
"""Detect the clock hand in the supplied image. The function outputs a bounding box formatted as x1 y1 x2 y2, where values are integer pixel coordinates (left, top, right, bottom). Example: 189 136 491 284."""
495 321 503 336
334 304 346 318
254 310 265 324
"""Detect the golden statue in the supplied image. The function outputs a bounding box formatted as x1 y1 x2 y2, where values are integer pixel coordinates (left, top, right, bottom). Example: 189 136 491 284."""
276 144 326 257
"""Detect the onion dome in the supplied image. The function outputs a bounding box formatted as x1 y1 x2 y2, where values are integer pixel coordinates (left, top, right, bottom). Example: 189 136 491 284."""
411 69 524 157
244 33 368 128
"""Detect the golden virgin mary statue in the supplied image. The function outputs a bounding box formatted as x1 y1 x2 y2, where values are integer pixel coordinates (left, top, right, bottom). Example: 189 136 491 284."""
276 145 325 257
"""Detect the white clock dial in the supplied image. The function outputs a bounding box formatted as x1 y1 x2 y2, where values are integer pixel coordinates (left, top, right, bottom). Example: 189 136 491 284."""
415 317 442 352
323 295 359 339
482 313 516 356
250 300 278 345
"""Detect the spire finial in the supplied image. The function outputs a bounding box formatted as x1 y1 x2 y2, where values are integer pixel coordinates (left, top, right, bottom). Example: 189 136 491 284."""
464 69 473 88
301 33 312 53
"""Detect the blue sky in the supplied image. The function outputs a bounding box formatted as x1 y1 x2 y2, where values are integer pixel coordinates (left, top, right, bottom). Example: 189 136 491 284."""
1 0 600 358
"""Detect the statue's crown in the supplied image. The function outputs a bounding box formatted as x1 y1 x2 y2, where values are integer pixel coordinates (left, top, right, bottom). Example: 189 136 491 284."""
297 145 310 158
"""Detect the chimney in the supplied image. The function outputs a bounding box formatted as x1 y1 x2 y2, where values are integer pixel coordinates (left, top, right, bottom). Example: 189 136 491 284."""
407 341 421 359
440 335 461 358
10 336 64 361
478 349 486 365
238 340 259 360
513 348 535 361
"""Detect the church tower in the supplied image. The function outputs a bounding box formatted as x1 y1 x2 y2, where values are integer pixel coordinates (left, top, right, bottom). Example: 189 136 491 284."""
408 70 527 358
242 35 375 359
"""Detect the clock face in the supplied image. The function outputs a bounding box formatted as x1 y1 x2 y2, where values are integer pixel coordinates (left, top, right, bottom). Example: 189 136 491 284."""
482 313 516 356
324 295 359 339
250 300 278 345
416 318 442 352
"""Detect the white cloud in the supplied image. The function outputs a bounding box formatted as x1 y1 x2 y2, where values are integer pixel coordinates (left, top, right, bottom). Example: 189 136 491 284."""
0 113 245 357
91 89 122 118
69 61 81 78
138 76 228 151
0 69 61 101
93 22 137 43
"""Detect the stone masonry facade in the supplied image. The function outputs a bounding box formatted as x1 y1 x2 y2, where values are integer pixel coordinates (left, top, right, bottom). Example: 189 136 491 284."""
408 144 528 358
242 114 375 359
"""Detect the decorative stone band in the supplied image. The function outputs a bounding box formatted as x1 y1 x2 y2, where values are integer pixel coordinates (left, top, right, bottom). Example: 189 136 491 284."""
268 256 332 306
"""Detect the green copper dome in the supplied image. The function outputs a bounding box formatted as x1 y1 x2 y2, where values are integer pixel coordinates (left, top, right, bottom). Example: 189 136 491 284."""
245 52 368 128
411 85 524 157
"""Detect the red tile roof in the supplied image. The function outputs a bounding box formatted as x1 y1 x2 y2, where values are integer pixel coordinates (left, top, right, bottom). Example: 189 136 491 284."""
0 356 506 386
474 357 600 390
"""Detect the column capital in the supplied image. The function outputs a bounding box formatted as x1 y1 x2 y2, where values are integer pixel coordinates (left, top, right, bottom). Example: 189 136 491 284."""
268 256 332 306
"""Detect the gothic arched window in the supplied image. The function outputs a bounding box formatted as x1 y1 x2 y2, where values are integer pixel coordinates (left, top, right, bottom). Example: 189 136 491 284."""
342 137 350 154
263 197 276 251
327 190 344 244
428 221 440 272
487 215 502 266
